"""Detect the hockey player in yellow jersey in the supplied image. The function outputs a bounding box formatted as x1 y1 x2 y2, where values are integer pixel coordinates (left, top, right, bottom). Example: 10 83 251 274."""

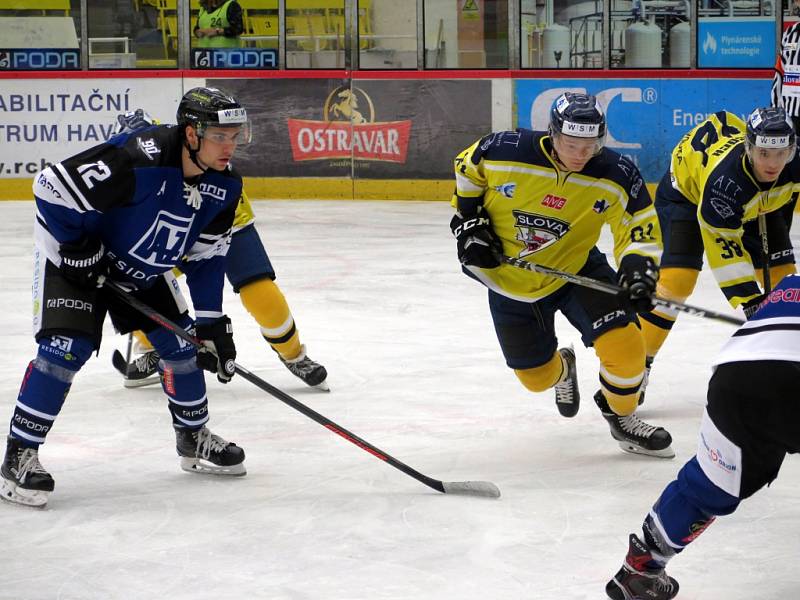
639 107 799 398
110 110 328 391
450 92 673 458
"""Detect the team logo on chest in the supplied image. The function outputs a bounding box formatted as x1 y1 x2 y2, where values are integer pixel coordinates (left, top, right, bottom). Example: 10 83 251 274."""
512 210 570 257
130 210 195 267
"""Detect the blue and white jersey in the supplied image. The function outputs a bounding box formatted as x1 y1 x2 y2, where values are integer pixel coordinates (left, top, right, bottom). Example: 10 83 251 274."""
32 124 241 323
713 274 800 366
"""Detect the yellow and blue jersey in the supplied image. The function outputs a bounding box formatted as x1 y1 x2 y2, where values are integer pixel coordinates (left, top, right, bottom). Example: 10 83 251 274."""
453 128 661 302
668 111 800 306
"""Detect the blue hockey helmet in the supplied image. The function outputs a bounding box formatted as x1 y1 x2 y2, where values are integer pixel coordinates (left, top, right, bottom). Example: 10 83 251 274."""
549 92 607 151
745 106 795 163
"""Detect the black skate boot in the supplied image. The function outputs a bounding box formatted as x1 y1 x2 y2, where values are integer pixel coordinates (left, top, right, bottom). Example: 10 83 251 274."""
0 436 55 508
606 534 679 600
553 346 580 417
112 349 161 388
279 344 329 391
638 356 654 407
594 391 674 458
175 426 246 476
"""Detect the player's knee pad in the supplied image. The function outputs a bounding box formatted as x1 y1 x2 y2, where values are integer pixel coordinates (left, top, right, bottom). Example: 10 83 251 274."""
656 267 699 303
145 315 197 363
35 334 94 373
594 324 645 415
514 352 562 393
645 456 739 555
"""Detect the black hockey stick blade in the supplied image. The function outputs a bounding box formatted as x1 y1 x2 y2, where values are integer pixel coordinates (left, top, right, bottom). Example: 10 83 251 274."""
111 349 128 376
102 278 501 499
502 256 745 326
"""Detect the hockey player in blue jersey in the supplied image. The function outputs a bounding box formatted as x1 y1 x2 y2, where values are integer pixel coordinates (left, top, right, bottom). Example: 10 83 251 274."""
0 87 251 508
606 273 800 599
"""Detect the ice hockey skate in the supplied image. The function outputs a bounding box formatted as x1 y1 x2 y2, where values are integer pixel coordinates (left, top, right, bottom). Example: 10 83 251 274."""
606 534 679 600
0 436 54 508
594 391 674 458
553 346 580 417
112 349 161 388
175 426 246 476
279 344 329 391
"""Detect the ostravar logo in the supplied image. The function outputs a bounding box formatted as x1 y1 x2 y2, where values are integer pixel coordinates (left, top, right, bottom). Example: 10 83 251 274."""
287 87 412 163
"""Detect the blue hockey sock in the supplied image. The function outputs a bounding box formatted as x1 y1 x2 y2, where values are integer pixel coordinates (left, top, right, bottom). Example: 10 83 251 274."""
11 335 94 446
146 319 209 430
642 456 740 565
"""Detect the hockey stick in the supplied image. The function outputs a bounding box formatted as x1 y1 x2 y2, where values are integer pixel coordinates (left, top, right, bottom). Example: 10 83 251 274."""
502 256 745 326
758 213 772 293
101 278 500 499
123 332 134 377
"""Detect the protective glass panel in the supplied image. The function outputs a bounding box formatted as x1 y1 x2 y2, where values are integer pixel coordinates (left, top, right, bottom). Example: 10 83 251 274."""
424 0 509 68
358 0 417 69
522 0 603 69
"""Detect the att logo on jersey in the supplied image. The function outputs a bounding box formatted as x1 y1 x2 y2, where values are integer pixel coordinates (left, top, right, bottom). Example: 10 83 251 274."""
494 182 516 198
512 210 570 256
130 210 194 267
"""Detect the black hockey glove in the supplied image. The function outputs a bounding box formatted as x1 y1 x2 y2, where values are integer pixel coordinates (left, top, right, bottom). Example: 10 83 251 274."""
195 316 237 383
58 238 106 289
114 108 156 135
617 254 659 313
450 209 503 269
742 294 766 320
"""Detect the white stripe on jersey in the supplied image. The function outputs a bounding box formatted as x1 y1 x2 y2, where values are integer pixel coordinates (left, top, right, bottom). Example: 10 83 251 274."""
33 211 64 265
33 167 88 214
184 232 231 262
713 316 800 367
54 164 92 212
710 260 754 284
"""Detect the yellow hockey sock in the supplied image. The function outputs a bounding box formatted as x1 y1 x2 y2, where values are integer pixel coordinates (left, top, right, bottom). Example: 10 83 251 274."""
514 352 563 393
239 278 302 360
641 267 699 358
755 263 797 290
593 323 646 416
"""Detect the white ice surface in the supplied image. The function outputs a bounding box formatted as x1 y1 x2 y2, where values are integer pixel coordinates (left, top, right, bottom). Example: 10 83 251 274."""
0 200 798 600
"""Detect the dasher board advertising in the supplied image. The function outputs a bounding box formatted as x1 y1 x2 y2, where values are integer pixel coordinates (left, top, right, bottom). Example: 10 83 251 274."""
515 78 771 182
214 78 492 179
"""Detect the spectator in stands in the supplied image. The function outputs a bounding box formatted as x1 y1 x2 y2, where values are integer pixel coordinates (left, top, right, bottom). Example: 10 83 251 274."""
194 0 244 48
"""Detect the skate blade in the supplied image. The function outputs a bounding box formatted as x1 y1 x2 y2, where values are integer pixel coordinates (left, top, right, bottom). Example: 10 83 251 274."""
0 480 50 508
123 376 161 389
180 457 246 476
313 380 330 392
616 441 675 459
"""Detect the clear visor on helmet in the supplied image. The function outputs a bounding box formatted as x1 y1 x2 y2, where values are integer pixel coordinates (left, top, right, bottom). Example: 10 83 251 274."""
196 120 253 146
551 119 606 155
745 134 796 165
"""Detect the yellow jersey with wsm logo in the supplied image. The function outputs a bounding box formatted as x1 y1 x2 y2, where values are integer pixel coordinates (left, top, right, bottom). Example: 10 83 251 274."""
668 110 800 306
453 128 661 302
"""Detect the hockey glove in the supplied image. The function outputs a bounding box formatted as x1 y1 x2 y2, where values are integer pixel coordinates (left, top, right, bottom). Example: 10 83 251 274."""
195 316 237 383
58 238 106 289
114 108 156 135
742 294 766 320
450 209 503 269
617 254 659 313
